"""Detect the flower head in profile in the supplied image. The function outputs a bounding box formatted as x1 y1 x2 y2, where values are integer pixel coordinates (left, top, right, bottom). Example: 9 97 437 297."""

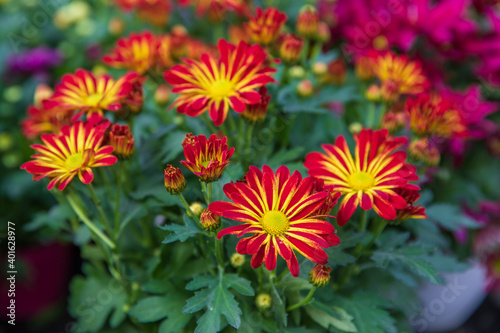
210 165 340 277
21 121 117 191
241 86 270 123
43 69 138 120
305 128 419 226
108 124 135 159
164 164 186 195
164 39 276 126
279 34 304 65
181 133 234 182
405 94 467 139
409 137 441 166
393 187 427 223
102 31 157 74
296 5 320 38
245 7 287 46
21 105 74 140
371 52 429 102
309 264 332 287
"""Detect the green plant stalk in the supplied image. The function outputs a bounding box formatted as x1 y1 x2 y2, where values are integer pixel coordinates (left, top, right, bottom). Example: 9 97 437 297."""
114 161 123 236
359 209 369 232
177 193 201 225
201 113 218 134
286 286 317 312
366 102 376 128
207 182 213 204
201 181 209 206
67 193 116 249
87 183 113 236
365 219 388 249
51 190 79 232
213 233 224 269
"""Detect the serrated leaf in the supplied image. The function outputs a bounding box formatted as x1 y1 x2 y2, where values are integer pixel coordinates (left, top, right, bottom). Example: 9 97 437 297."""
128 296 171 322
270 277 287 328
183 271 254 333
337 292 396 333
305 303 357 332
371 243 443 285
160 215 201 244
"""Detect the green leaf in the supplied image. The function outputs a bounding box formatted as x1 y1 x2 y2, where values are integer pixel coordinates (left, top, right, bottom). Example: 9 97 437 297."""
24 204 71 232
183 272 255 333
128 296 172 322
270 276 288 328
160 215 201 244
371 242 443 285
425 203 480 231
305 303 357 332
337 291 397 333
68 264 128 332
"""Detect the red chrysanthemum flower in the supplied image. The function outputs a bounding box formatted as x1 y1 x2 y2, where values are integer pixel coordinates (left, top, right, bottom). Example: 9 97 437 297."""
102 31 157 74
210 165 340 277
21 105 74 140
164 39 276 126
371 51 429 102
43 69 139 120
245 7 287 46
405 94 467 139
21 121 117 191
108 124 135 159
304 128 419 226
241 86 270 123
296 5 320 38
393 187 427 222
181 133 234 182
178 0 248 20
309 263 332 287
114 0 171 26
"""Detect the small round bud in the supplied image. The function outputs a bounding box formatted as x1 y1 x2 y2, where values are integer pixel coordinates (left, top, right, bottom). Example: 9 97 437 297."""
154 84 171 106
189 202 204 217
349 122 363 134
312 62 328 76
316 21 331 43
200 209 221 231
309 264 332 288
4 86 22 103
230 253 245 268
288 66 306 79
255 293 272 311
108 17 125 36
0 133 13 152
164 165 186 195
91 65 108 76
373 35 389 50
296 80 314 97
365 84 381 102
34 84 53 107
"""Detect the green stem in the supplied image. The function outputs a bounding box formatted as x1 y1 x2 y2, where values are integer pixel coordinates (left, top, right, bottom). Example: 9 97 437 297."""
177 193 201 225
67 194 116 249
227 114 237 134
114 161 123 236
87 183 113 236
366 102 376 128
213 233 224 269
286 286 317 311
359 209 369 233
207 182 212 205
202 113 218 134
245 123 254 157
365 219 388 249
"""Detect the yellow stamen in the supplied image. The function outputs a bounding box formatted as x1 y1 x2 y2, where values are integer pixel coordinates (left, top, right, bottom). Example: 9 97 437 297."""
65 152 84 171
261 210 289 236
349 171 374 191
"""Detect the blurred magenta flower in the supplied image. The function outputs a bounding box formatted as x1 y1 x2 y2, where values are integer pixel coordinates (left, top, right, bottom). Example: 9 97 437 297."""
5 46 63 82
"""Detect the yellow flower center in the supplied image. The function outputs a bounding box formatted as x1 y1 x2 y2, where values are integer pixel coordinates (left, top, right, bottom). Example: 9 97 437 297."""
373 35 388 50
84 93 103 106
65 153 84 171
261 210 289 236
349 171 375 191
207 80 235 99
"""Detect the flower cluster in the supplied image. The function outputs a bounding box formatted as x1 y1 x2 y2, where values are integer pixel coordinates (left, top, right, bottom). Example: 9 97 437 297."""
114 0 172 26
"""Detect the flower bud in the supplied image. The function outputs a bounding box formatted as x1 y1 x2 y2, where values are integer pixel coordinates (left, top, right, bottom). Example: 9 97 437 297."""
241 86 270 123
296 5 319 38
316 21 331 43
255 293 272 311
326 58 347 85
381 109 406 133
123 76 146 114
154 84 171 106
200 208 221 231
164 165 186 195
312 62 328 76
349 122 363 134
296 80 313 97
288 65 306 79
108 124 135 159
309 263 332 288
108 17 125 36
279 34 304 65
409 137 440 166
355 56 373 81
34 84 53 107
189 202 204 217
230 253 245 268
365 84 381 102
182 132 196 147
